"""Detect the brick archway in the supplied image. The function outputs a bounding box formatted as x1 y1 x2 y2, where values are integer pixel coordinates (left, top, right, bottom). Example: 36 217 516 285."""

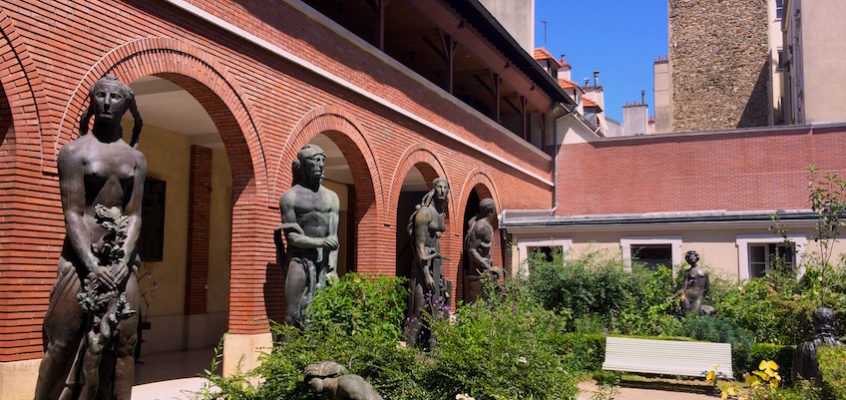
50 38 276 334
276 106 384 274
0 9 46 168
455 169 504 294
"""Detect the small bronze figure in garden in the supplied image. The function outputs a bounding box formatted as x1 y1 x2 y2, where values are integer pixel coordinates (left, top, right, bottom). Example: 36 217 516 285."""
678 250 714 315
792 306 843 385
463 198 501 303
405 177 452 347
304 361 384 400
278 144 340 326
36 74 146 400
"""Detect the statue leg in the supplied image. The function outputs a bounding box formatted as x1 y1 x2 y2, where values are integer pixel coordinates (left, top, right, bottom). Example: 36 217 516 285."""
285 258 307 325
405 279 425 346
35 258 85 400
112 272 140 400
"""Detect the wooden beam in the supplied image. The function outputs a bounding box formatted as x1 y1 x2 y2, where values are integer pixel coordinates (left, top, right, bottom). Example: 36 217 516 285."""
519 95 528 140
422 36 446 61
490 72 501 122
439 30 458 94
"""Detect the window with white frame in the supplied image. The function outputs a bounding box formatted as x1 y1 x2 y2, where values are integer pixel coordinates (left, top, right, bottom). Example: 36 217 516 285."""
620 236 682 272
517 237 572 277
736 234 805 281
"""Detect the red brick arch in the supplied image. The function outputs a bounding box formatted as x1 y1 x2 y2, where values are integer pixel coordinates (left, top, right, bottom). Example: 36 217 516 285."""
275 106 384 273
0 9 46 168
385 145 450 224
455 169 502 233
52 37 268 201
50 37 276 334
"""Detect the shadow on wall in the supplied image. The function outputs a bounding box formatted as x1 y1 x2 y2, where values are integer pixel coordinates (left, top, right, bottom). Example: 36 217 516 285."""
265 261 286 324
737 60 770 128
0 82 10 146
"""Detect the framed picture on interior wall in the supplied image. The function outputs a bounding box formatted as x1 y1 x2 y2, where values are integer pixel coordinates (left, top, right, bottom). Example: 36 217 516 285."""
139 177 166 262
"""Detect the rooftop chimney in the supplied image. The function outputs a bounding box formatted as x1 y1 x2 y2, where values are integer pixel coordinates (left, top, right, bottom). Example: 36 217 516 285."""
593 70 599 86
584 78 589 88
560 54 566 65
641 90 645 104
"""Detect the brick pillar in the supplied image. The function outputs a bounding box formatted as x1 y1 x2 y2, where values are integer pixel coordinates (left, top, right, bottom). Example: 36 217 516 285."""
185 145 213 315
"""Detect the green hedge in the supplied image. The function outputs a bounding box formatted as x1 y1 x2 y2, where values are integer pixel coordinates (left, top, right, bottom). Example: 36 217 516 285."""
818 346 846 400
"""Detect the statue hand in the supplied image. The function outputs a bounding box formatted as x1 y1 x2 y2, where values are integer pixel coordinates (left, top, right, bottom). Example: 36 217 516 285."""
326 272 339 286
93 266 117 290
112 263 130 287
321 237 339 250
424 274 436 291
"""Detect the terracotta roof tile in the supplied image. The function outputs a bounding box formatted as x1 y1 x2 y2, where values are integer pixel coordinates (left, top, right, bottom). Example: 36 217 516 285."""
533 48 560 67
558 78 578 89
582 97 601 109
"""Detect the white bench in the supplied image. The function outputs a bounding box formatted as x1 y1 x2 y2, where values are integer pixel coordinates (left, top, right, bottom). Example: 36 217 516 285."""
602 337 733 378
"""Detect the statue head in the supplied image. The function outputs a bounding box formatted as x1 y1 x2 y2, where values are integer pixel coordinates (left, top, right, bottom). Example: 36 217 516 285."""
685 250 700 266
292 144 326 186
79 74 143 147
813 307 836 333
432 177 449 204
479 198 496 218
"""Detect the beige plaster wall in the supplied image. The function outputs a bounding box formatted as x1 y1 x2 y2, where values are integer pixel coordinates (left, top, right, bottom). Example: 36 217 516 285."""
125 122 191 317
207 147 232 314
801 0 846 124
323 179 349 274
511 227 846 282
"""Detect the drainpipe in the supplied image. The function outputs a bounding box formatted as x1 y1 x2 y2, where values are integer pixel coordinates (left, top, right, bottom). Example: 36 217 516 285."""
552 104 578 213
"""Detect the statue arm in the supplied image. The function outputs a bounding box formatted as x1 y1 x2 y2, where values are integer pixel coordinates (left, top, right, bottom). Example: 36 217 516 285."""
120 153 146 268
413 209 436 283
58 145 98 274
279 193 323 249
467 225 493 270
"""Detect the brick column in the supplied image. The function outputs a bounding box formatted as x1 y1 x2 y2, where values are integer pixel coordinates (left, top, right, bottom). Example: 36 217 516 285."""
185 145 213 315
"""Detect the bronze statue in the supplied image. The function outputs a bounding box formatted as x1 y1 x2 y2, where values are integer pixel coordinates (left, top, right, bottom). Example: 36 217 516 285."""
36 74 146 400
678 250 714 315
792 307 843 385
304 361 384 400
404 177 452 348
463 198 501 303
278 144 340 326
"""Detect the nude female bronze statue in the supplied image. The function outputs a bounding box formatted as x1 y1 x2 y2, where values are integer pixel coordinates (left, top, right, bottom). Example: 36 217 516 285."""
35 74 146 400
404 177 451 348
678 250 714 315
278 144 340 326
463 198 501 303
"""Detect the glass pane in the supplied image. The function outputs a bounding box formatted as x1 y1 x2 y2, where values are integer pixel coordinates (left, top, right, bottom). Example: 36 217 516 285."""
632 244 672 269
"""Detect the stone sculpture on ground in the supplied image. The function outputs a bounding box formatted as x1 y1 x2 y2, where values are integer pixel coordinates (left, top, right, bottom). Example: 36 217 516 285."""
36 74 146 400
278 144 340 326
405 177 452 348
792 306 843 385
678 250 715 315
463 198 502 303
304 361 384 400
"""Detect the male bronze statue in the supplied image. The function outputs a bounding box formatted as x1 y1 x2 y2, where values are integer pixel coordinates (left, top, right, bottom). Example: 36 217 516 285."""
405 177 452 348
463 198 501 303
36 74 145 400
278 144 340 326
304 361 384 400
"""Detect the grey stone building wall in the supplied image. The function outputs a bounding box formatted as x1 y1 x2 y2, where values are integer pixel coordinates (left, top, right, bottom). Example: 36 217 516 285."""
669 0 769 132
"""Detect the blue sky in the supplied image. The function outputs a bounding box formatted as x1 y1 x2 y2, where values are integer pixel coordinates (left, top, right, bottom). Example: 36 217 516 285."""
534 1 668 121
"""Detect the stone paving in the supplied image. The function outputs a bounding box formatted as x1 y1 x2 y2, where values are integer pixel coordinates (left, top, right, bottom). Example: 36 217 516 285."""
578 380 716 400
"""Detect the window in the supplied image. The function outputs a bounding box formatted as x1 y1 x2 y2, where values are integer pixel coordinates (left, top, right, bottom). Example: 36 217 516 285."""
748 243 795 278
775 0 784 20
631 244 673 269
776 48 784 71
620 236 682 272
736 234 806 280
529 246 556 262
517 237 572 278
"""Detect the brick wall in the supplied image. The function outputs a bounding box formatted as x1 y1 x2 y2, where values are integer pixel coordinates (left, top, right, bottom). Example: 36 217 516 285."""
185 146 213 315
669 0 770 131
556 125 846 216
0 1 554 361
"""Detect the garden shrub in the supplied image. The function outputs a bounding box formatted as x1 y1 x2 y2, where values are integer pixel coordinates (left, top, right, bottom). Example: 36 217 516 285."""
204 274 581 400
818 345 846 400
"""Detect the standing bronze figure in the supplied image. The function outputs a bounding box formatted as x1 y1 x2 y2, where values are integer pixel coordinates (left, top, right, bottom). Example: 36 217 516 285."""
792 307 843 385
36 74 146 400
463 198 501 303
278 144 340 326
404 177 452 347
678 250 714 315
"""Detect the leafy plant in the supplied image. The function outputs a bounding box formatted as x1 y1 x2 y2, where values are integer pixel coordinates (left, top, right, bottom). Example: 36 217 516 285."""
807 164 846 307
818 345 846 400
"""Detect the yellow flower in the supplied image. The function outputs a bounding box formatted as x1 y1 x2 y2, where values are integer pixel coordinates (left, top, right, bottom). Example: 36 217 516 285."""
706 370 716 384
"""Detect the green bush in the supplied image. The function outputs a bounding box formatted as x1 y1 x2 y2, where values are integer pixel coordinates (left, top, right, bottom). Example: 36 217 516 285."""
527 250 681 336
818 345 846 400
204 274 581 400
746 381 822 400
